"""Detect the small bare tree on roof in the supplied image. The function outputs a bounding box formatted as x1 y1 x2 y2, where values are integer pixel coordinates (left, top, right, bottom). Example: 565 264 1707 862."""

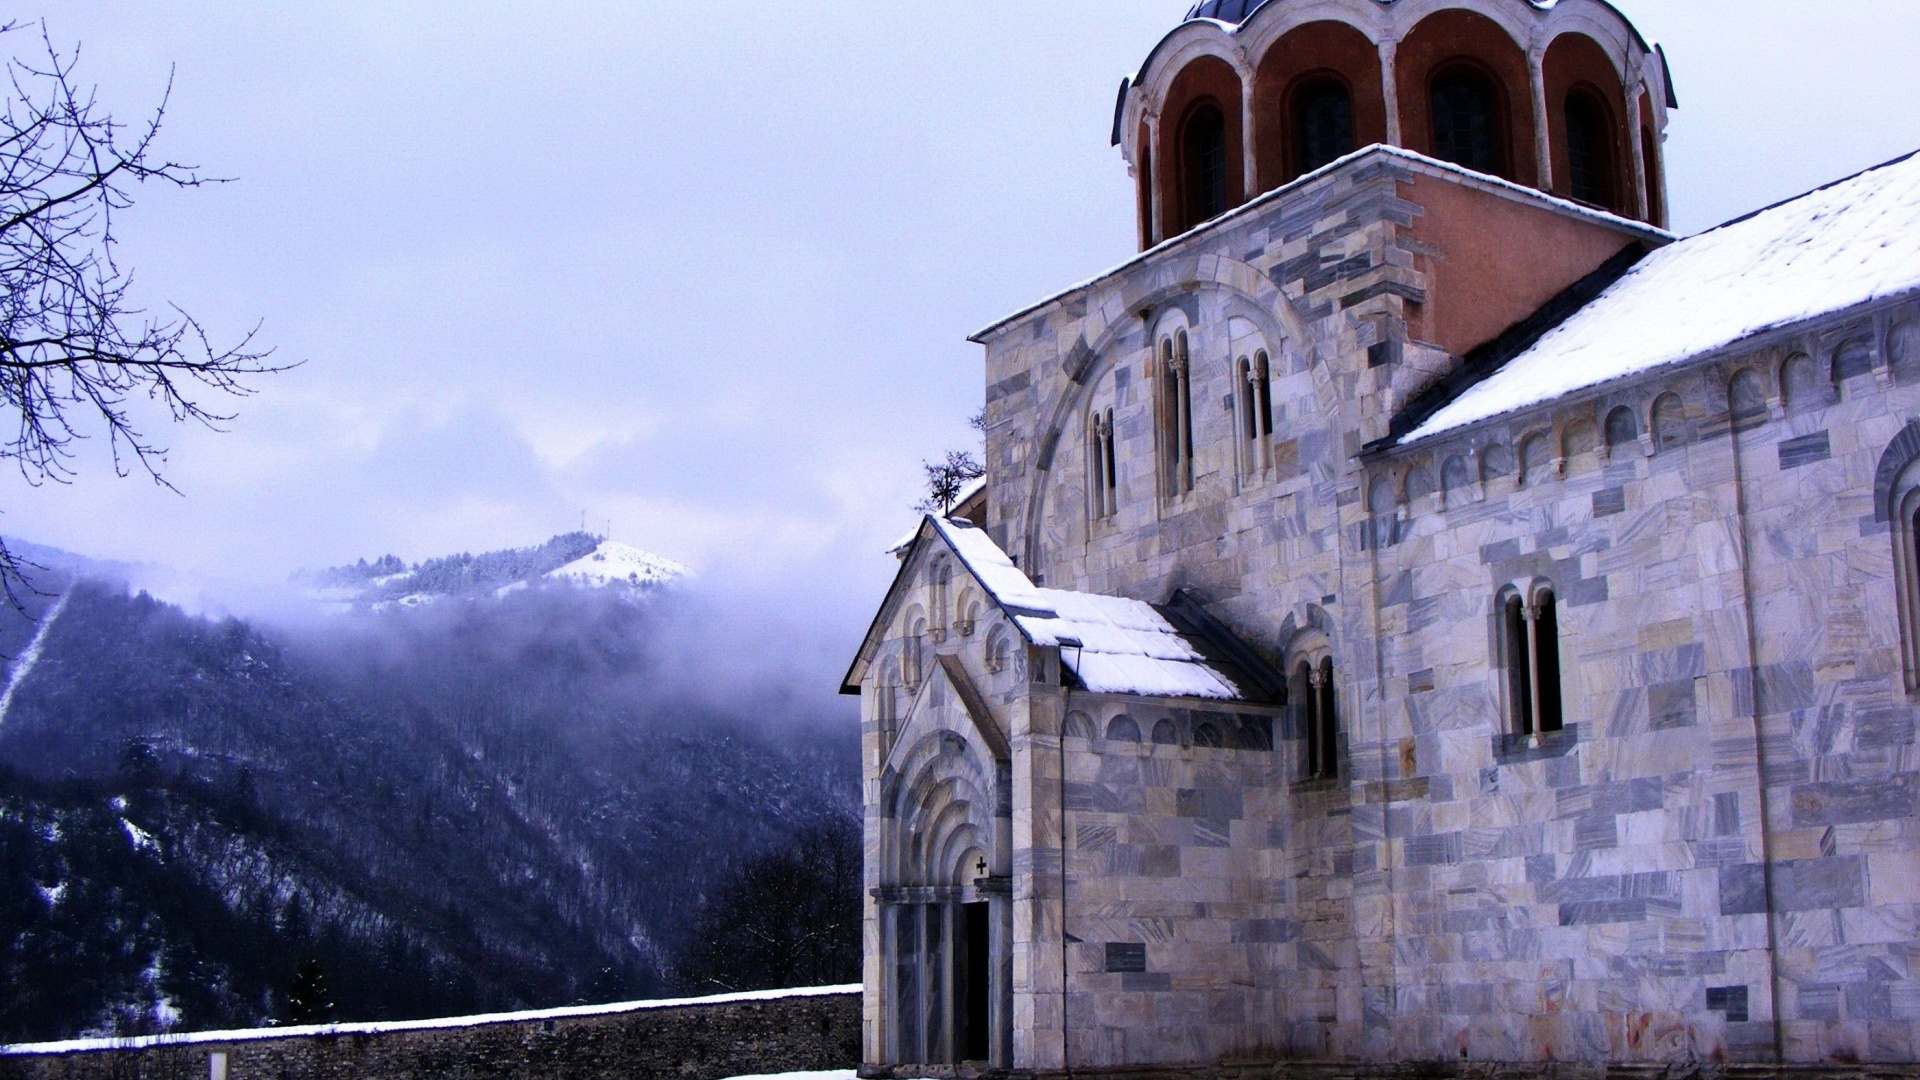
0 22 282 599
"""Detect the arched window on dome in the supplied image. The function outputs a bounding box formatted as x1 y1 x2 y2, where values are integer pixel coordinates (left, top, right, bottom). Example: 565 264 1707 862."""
1430 65 1505 177
1292 77 1354 175
1564 87 1618 210
1180 103 1230 227
1158 330 1195 497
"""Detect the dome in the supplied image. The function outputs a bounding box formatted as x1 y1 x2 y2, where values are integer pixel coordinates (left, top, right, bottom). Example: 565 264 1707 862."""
1182 0 1273 25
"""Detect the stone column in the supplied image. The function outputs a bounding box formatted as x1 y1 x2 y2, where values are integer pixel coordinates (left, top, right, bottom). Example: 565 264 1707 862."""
1146 111 1165 245
1241 72 1259 200
1529 46 1553 190
1627 83 1651 222
1379 40 1401 146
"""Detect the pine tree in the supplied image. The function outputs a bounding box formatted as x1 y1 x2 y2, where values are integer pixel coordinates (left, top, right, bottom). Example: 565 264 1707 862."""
284 958 335 1025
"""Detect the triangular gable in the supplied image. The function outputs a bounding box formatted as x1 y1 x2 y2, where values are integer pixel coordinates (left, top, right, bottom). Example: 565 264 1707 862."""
844 516 1276 705
882 656 1011 782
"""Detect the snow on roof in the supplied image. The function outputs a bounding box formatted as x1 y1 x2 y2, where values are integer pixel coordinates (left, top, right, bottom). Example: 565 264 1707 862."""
1400 150 1920 446
927 517 1247 700
1 984 859 1056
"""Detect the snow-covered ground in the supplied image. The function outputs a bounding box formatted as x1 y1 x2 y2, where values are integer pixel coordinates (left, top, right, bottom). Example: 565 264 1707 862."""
545 540 690 589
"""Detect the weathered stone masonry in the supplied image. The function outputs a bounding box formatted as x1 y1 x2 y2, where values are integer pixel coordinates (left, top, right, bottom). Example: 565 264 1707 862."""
849 16 1920 1074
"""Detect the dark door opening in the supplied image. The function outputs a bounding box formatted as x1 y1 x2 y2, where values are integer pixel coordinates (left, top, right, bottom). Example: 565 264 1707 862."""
959 902 990 1062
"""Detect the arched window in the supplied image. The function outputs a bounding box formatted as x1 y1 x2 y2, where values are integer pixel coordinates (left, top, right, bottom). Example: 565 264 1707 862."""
1088 408 1117 521
1890 322 1920 378
904 613 928 690
1151 719 1180 746
878 658 902 730
1293 78 1354 174
1729 370 1768 430
1105 714 1142 742
1159 331 1195 497
1442 455 1473 507
1295 659 1339 780
1501 586 1564 737
1238 352 1274 476
984 627 1011 675
1193 721 1224 749
1641 121 1663 226
1604 406 1638 453
1404 465 1434 507
1651 392 1688 451
1181 103 1229 227
1431 66 1503 176
1564 88 1617 209
1780 353 1819 411
1065 711 1097 740
931 563 952 642
1519 433 1551 486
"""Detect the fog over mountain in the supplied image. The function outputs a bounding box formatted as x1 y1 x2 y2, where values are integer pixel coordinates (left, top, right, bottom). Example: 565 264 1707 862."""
0 533 859 1043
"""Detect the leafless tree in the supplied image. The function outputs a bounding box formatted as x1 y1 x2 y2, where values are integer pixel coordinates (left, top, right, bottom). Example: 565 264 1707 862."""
0 23 282 597
916 449 984 517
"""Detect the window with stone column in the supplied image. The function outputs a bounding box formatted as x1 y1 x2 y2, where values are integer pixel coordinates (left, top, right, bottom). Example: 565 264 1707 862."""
1237 351 1274 478
1157 329 1195 498
1499 584 1564 737
1087 406 1117 521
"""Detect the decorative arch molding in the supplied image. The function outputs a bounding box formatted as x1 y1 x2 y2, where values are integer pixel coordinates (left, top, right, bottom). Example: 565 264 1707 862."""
1874 419 1920 523
1277 602 1338 657
1017 259 1319 574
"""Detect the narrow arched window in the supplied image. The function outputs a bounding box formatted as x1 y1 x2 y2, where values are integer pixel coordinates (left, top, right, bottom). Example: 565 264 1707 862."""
1089 407 1118 520
1503 593 1533 736
1431 67 1502 176
1159 332 1194 496
1502 587 1564 737
1182 104 1229 227
1534 590 1563 733
1296 658 1338 780
1294 79 1354 174
1564 89 1616 209
1236 355 1272 477
1315 658 1338 779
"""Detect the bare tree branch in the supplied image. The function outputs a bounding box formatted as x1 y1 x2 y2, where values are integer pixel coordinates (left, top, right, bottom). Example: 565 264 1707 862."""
0 22 288 606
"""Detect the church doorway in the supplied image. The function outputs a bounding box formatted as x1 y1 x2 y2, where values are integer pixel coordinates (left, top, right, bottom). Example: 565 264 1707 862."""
958 901 991 1062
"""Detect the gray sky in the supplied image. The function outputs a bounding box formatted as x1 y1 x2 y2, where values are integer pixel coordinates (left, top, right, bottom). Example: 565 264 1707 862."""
9 2 1920 621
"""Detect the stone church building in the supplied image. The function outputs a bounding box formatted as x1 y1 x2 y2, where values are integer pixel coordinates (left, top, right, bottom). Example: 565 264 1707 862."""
843 0 1920 1072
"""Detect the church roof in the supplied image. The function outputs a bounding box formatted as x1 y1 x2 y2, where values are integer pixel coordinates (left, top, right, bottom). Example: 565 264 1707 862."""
846 515 1278 703
1397 149 1920 448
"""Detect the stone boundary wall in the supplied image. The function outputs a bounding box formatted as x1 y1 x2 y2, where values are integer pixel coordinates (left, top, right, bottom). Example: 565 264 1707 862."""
0 985 860 1080
859 1064 1920 1080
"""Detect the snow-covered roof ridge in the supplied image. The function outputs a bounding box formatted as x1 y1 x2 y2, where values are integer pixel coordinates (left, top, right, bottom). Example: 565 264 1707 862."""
1398 148 1920 447
1 984 861 1056
925 518 1265 702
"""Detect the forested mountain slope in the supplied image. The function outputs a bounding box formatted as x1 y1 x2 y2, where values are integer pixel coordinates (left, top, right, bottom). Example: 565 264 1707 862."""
0 542 857 1043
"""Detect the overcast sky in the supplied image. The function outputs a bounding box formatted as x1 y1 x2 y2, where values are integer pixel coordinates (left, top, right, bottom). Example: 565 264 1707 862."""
9 2 1920 623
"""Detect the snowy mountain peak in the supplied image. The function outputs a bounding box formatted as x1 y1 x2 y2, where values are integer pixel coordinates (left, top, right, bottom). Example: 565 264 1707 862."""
545 541 690 589
305 533 689 611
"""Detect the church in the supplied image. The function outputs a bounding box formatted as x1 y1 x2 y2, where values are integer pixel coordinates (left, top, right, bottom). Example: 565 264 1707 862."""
842 0 1920 1073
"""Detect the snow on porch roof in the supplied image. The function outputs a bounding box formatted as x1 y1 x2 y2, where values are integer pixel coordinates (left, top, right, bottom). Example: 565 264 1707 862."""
1399 149 1920 447
927 517 1260 702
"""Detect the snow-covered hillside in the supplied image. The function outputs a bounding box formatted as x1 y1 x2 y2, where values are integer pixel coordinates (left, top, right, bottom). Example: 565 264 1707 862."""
545 541 690 589
305 533 688 611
